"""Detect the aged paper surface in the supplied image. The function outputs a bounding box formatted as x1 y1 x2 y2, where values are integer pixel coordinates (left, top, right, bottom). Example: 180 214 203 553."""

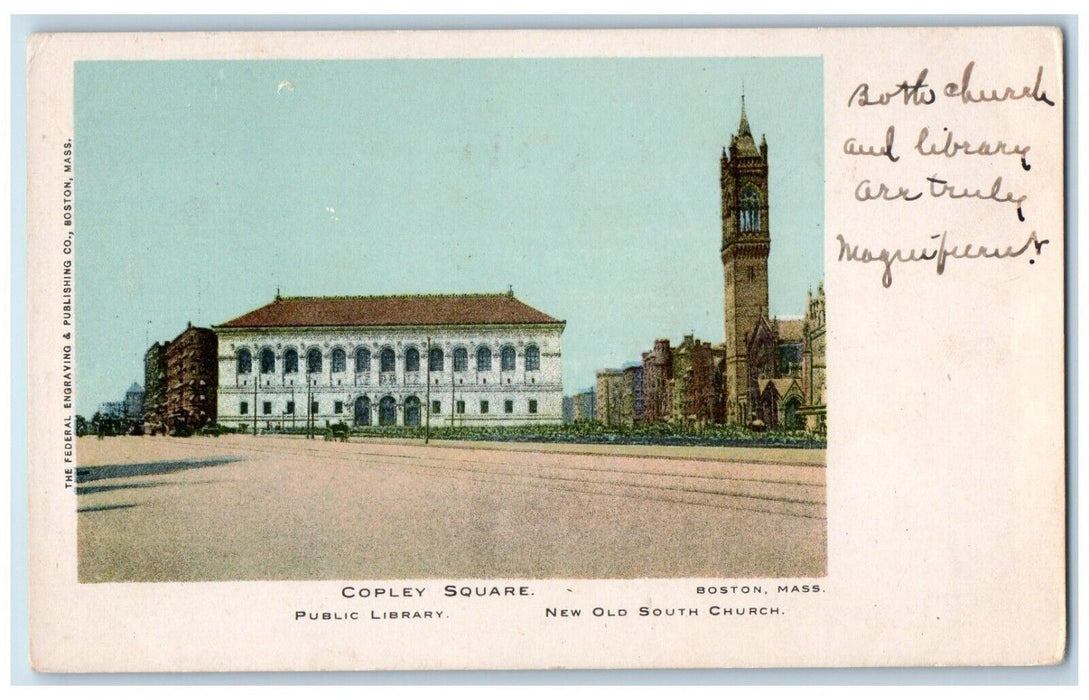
26 28 1064 671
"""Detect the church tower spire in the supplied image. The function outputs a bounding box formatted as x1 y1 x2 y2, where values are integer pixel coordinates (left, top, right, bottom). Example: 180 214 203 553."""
738 90 752 138
720 92 770 424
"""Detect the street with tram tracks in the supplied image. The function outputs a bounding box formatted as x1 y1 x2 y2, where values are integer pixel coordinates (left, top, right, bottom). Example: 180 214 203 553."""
76 435 826 582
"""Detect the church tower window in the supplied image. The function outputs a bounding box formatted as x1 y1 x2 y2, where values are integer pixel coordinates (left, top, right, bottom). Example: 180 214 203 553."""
739 186 761 232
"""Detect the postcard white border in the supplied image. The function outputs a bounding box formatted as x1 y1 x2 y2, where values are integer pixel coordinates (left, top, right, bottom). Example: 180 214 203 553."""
22 25 1067 673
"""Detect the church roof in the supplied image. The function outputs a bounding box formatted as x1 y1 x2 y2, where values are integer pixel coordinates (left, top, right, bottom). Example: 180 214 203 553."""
746 315 777 352
761 377 803 399
776 318 806 342
217 293 563 329
126 382 143 394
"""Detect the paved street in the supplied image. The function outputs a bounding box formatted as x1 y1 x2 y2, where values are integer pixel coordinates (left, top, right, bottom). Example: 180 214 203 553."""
76 435 826 582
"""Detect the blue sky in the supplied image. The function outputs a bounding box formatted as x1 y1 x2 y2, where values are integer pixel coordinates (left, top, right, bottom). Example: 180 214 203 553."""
74 57 823 416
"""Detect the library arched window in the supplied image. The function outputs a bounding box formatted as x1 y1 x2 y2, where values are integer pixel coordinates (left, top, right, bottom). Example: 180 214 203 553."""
476 346 492 371
259 348 275 374
429 347 444 372
355 348 371 373
453 347 468 372
405 347 420 372
237 349 252 375
380 348 396 373
283 348 298 374
307 348 322 374
500 346 516 371
525 345 540 371
404 396 421 427
331 348 346 373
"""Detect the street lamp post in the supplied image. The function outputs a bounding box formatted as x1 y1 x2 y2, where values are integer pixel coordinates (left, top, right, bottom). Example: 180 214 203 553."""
306 377 313 439
425 337 431 444
252 372 258 437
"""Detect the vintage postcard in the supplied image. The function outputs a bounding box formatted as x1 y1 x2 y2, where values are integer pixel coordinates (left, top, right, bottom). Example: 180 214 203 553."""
25 27 1065 671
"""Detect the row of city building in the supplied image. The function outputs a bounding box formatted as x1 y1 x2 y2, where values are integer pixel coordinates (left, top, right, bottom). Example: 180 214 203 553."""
569 284 825 432
137 291 567 435
95 327 215 433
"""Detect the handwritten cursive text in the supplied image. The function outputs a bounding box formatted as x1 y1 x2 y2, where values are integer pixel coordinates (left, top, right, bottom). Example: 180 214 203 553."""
837 231 1049 288
843 126 900 162
915 126 1031 170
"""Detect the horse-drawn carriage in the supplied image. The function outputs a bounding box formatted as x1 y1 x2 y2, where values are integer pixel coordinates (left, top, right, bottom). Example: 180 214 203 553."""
324 422 350 442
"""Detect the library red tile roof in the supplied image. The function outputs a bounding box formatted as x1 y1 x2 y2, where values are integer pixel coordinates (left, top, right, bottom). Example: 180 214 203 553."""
217 293 563 329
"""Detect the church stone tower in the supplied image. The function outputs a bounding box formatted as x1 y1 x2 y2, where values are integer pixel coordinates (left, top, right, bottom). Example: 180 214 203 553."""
720 95 770 424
